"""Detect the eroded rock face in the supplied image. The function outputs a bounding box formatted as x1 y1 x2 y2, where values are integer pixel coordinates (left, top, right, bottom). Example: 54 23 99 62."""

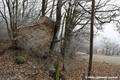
17 17 55 55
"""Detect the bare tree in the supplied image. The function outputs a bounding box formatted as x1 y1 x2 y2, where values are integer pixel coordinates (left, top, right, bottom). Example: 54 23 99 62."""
48 0 120 57
50 0 62 54
101 37 110 55
0 0 40 47
0 0 19 48
87 0 95 79
42 0 45 17
70 28 90 54
58 0 120 58
42 0 48 17
49 0 55 18
101 37 119 55
112 44 118 55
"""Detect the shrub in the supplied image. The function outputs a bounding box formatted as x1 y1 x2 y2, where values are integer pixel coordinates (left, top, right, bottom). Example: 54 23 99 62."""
16 56 26 64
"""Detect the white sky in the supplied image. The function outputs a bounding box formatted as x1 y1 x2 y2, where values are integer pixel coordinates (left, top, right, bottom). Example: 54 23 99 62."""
94 23 120 46
94 0 120 47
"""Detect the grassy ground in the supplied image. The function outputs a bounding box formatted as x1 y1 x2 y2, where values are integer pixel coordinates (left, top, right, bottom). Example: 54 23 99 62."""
86 54 120 65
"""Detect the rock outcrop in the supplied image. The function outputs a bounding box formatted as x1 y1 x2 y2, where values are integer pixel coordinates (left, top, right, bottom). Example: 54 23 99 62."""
17 17 55 55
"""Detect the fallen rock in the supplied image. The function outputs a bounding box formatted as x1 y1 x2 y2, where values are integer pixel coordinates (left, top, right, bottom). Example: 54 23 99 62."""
17 17 55 55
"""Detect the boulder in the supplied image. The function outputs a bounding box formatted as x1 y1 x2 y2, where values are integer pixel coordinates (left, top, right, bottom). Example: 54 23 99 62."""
16 17 55 55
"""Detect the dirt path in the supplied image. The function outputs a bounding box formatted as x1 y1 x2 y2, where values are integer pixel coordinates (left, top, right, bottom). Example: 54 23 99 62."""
80 54 120 65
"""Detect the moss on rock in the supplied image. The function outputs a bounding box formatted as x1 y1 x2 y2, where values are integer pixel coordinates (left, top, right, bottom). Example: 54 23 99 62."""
16 57 26 64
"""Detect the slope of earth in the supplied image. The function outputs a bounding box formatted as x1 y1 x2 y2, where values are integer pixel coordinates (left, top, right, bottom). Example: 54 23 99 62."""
0 48 53 80
0 48 120 80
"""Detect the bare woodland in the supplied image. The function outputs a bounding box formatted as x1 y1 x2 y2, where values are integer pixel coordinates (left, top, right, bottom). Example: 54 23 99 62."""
0 0 120 80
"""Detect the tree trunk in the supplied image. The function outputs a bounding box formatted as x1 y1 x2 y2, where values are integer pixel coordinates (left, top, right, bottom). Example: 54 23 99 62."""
117 52 119 55
87 0 95 79
49 0 62 54
42 0 45 17
60 16 65 70
55 63 59 80
64 29 72 57
49 0 55 18
61 0 75 58
5 0 18 49
106 49 107 55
